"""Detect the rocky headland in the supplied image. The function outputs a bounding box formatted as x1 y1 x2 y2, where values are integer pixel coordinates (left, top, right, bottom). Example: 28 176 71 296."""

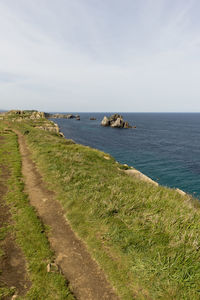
0 110 65 137
48 113 80 120
101 114 132 128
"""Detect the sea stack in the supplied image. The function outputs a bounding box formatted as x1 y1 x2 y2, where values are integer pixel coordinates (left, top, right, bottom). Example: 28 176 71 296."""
101 114 132 128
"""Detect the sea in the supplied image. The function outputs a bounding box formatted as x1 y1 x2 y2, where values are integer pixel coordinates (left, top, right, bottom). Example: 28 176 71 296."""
52 113 200 199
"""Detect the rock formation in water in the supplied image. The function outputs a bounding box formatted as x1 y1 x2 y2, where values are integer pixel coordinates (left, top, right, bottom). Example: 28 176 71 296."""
101 114 132 128
49 113 80 120
49 113 81 120
49 113 75 119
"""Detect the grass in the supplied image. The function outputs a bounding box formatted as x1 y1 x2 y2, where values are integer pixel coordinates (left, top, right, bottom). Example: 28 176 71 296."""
0 123 74 299
6 119 200 299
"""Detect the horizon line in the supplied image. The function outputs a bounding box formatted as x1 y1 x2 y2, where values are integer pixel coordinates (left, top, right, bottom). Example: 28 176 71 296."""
1 109 200 114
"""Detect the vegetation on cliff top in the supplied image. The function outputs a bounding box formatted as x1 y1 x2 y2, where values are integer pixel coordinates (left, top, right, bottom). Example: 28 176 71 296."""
1 111 200 299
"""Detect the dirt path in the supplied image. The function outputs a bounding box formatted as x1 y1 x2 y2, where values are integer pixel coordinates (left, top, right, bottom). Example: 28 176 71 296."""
0 138 31 299
16 131 119 300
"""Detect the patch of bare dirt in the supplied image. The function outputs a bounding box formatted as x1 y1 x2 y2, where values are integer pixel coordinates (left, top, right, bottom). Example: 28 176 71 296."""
0 136 5 143
0 237 31 299
0 163 31 299
16 131 119 300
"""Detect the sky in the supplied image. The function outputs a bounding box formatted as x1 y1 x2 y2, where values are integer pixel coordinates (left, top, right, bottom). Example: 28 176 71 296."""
0 0 200 112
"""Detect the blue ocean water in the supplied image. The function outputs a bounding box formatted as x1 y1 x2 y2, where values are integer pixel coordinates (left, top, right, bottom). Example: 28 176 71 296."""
53 113 200 199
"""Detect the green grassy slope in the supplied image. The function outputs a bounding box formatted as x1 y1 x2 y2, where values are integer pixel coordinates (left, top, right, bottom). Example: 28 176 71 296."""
9 120 200 299
0 123 74 299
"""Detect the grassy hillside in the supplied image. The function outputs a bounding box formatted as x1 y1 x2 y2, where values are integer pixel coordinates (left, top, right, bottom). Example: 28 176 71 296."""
0 123 74 299
2 113 200 299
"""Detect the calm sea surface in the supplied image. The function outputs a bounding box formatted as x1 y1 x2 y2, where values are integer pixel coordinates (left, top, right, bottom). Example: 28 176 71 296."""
52 113 200 199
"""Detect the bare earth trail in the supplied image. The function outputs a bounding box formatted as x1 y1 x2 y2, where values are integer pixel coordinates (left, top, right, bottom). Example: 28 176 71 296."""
16 131 119 300
0 136 31 299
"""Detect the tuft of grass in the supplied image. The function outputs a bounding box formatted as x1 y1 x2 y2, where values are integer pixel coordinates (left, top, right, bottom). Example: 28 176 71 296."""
10 120 200 299
0 287 16 298
0 123 74 300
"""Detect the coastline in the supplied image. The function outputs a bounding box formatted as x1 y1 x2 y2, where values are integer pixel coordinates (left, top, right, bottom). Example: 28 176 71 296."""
53 120 187 197
52 113 196 198
19 120 200 299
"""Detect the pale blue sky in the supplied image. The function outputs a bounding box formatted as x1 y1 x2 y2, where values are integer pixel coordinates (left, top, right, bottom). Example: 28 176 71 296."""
0 0 200 112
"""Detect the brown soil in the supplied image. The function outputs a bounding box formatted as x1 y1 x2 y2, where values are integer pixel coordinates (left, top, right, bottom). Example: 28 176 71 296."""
16 131 119 300
0 163 31 299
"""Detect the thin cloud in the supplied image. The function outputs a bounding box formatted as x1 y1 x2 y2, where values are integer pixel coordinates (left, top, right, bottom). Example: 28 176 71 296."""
0 0 200 111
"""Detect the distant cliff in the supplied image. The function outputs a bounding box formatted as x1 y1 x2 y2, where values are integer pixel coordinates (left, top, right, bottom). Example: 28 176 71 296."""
47 113 80 120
